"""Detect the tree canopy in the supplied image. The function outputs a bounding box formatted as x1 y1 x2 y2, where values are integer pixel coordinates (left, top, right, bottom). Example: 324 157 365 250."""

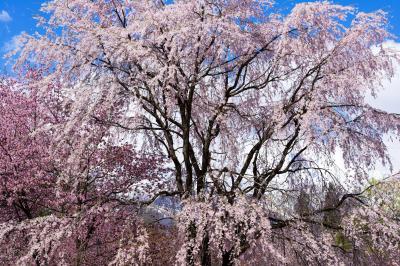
1 0 400 265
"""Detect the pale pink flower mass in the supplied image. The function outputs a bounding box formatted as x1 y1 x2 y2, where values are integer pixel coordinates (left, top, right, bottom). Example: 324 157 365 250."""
1 0 399 265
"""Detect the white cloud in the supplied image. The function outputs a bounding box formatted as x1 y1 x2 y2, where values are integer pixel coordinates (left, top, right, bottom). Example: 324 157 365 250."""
2 35 22 53
368 79 400 114
367 40 400 174
0 10 12 23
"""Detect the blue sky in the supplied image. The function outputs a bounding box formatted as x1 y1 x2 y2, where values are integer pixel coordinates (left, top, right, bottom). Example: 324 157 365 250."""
0 0 399 72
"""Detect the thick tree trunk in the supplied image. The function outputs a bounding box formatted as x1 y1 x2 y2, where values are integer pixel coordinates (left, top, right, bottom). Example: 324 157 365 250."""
200 233 211 266
222 250 233 266
186 221 197 266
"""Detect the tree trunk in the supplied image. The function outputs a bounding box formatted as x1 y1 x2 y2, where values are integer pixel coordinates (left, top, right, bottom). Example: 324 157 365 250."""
222 250 233 266
200 232 211 266
186 221 197 266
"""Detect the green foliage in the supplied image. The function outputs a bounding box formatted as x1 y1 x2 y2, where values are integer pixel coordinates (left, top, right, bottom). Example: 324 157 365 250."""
365 177 379 197
334 232 352 252
368 178 379 186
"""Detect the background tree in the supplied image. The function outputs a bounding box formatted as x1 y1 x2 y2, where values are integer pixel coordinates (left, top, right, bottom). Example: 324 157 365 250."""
0 76 54 222
322 183 342 228
0 74 167 265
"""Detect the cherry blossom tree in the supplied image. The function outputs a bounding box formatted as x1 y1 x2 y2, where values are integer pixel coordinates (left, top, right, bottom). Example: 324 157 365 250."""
4 0 400 264
0 76 55 222
0 75 167 265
